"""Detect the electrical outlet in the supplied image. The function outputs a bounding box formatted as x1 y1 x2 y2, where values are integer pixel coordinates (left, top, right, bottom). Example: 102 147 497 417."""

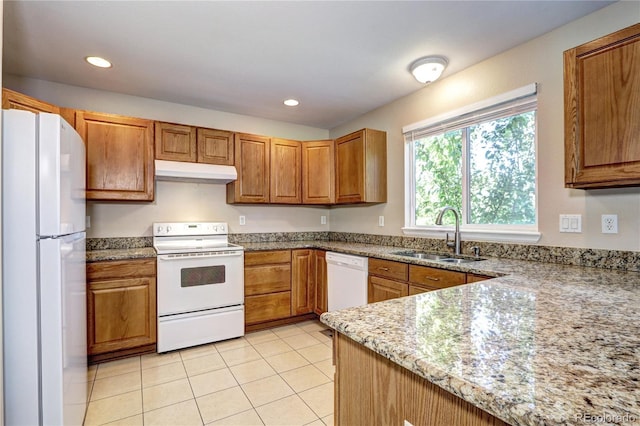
86 216 91 228
378 216 385 227
239 215 246 226
321 215 327 225
601 214 618 234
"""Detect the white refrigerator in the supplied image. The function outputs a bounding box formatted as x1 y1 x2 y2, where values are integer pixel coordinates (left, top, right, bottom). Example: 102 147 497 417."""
2 110 87 425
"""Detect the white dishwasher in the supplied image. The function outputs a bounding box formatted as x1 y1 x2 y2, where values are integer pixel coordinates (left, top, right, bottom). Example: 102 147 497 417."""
326 252 368 311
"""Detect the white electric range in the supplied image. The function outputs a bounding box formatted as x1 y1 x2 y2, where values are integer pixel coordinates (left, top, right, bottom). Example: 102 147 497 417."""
153 222 244 352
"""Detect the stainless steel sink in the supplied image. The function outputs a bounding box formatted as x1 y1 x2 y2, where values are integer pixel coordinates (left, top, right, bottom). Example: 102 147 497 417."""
438 257 483 264
391 250 484 263
391 251 451 260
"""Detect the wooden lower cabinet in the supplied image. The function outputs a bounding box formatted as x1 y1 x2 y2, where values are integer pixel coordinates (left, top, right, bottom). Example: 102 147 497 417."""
87 258 157 362
314 250 328 315
368 276 408 303
245 292 291 324
244 250 292 327
466 273 493 283
291 249 314 315
334 332 508 426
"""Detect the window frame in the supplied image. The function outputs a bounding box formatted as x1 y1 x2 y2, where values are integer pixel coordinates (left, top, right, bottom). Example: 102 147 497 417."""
402 84 541 243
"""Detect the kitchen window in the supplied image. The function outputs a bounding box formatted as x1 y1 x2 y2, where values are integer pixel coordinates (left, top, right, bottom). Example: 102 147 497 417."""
403 84 540 242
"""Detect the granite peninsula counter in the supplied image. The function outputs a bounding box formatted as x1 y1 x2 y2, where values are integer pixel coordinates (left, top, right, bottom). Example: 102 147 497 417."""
315 244 640 426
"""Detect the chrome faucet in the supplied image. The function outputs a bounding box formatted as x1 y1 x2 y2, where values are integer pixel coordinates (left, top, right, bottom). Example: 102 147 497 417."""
435 206 462 256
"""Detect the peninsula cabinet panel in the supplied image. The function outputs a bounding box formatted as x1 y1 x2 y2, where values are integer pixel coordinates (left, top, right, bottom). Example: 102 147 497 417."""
314 250 328 315
2 88 60 114
227 133 270 203
302 140 335 204
155 122 197 162
270 138 302 204
334 332 509 426
564 23 640 188
335 128 387 204
197 128 234 165
291 249 314 315
86 259 157 361
76 111 154 201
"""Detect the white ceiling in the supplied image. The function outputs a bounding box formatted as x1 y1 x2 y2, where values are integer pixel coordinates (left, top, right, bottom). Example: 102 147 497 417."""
3 1 614 129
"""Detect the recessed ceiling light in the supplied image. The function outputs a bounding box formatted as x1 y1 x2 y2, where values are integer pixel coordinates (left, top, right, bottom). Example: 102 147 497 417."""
85 56 112 68
284 99 299 107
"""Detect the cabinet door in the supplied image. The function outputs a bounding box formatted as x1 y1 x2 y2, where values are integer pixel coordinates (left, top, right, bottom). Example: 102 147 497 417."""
314 250 328 315
155 122 197 162
87 276 156 355
335 128 387 204
564 23 640 188
291 249 314 315
466 273 492 283
76 111 154 201
197 128 234 165
270 138 302 204
245 264 291 296
335 131 365 203
227 133 270 203
302 140 335 204
2 88 60 114
368 276 408 303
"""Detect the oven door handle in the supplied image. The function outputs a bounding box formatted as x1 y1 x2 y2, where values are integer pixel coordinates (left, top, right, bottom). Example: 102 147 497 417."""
157 251 243 260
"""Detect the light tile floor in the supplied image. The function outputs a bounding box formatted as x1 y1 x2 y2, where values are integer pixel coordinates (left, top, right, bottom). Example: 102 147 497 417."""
84 320 335 426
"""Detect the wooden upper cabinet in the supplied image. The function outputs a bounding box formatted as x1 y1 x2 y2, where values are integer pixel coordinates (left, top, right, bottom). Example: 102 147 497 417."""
76 111 155 201
564 23 640 189
2 88 60 114
155 122 197 162
335 128 387 204
227 133 271 203
155 122 234 165
270 138 302 204
197 128 234 165
302 140 335 204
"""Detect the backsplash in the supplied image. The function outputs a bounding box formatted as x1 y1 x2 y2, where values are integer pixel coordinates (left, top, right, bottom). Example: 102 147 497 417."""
87 232 640 272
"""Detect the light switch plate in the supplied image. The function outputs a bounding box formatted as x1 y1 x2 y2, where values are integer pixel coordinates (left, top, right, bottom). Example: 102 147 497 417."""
239 215 246 226
378 216 385 227
559 214 581 233
321 215 327 225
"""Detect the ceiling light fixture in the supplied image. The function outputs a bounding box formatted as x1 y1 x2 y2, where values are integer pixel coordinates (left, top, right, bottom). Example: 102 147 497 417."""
410 56 448 84
85 56 112 68
283 99 299 107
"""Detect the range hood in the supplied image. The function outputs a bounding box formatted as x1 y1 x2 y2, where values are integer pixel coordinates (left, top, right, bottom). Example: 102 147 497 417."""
155 160 237 183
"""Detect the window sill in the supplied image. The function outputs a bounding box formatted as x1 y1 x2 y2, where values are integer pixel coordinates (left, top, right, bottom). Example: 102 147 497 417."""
402 227 541 244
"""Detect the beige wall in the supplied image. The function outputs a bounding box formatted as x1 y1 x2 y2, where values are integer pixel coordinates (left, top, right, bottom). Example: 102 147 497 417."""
329 1 640 251
3 76 331 237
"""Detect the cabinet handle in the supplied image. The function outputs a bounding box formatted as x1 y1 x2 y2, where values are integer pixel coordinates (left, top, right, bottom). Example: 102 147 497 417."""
422 276 440 282
378 267 390 271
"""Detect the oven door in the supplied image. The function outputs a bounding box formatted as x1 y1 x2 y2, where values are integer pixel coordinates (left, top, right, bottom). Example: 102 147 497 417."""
156 250 244 316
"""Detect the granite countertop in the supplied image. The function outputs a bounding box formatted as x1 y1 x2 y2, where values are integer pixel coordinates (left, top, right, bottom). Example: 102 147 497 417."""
86 247 157 263
317 244 640 426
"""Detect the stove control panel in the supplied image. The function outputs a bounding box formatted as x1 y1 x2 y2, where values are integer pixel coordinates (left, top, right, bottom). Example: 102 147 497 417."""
153 222 228 236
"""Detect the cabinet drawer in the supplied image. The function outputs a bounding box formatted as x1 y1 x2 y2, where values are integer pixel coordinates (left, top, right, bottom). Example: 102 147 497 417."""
87 258 156 280
409 265 465 289
368 258 408 281
245 292 292 324
244 250 291 266
245 264 291 296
